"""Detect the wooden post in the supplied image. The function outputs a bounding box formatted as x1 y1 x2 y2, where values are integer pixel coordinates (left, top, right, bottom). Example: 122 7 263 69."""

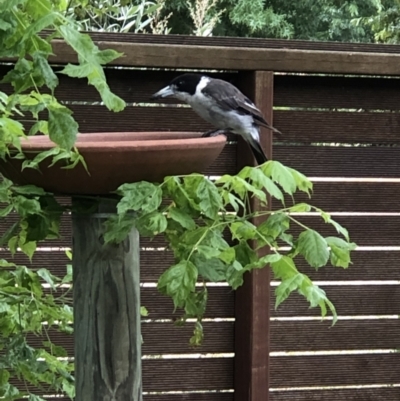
234 71 273 401
72 198 142 401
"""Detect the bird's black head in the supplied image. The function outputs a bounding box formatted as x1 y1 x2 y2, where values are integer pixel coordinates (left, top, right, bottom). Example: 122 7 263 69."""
169 73 203 96
150 73 206 100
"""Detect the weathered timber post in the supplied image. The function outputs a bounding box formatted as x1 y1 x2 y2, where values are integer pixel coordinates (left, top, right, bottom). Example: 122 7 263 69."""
72 198 142 401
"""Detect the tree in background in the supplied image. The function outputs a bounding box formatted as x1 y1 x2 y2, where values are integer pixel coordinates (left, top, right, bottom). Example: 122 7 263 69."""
151 0 379 41
354 0 400 43
67 0 400 44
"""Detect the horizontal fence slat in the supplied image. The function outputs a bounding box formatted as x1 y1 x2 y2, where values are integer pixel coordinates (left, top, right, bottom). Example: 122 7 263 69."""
270 353 400 387
289 215 400 246
142 321 234 354
142 286 234 319
0 66 238 103
270 387 400 401
274 110 400 144
137 250 400 282
271 319 399 351
274 145 400 177
145 395 233 401
274 75 400 110
143 358 233 392
274 181 400 212
271 285 400 317
41 396 234 401
9 357 233 394
55 105 211 132
288 250 400 281
27 321 234 356
14 249 400 284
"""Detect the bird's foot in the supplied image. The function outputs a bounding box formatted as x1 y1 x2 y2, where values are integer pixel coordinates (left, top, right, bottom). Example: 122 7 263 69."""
201 129 229 138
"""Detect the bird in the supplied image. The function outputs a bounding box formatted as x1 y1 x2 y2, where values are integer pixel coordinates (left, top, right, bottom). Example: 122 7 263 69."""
150 73 282 165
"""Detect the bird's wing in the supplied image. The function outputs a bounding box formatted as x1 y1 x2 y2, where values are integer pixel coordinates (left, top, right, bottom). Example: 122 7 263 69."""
202 80 282 135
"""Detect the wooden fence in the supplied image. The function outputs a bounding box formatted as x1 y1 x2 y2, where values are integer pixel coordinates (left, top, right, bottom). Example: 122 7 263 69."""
1 32 400 401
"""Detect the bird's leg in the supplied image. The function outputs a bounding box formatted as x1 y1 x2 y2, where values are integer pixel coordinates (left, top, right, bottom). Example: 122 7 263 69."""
201 129 229 138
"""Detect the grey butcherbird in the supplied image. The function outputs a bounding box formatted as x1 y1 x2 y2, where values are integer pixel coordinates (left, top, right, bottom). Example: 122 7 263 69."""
150 73 282 165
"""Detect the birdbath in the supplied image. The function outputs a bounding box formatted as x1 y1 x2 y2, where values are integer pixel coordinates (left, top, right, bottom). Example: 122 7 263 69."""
0 132 226 401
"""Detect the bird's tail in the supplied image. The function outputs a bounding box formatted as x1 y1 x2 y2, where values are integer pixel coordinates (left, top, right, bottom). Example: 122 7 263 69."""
250 140 268 165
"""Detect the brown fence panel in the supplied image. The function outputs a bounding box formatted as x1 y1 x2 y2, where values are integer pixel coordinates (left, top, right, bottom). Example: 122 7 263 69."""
270 72 400 401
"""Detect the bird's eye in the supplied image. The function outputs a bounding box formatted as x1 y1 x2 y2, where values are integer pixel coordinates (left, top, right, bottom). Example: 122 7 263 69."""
179 81 184 86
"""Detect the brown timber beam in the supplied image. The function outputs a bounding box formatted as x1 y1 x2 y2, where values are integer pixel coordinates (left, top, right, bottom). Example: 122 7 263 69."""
234 71 273 401
45 40 400 75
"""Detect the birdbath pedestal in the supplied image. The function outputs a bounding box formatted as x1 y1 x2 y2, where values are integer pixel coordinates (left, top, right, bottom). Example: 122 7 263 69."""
0 132 226 401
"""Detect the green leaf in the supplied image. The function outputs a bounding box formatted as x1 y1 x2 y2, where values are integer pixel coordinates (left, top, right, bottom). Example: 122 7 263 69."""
59 63 93 78
257 212 290 245
240 166 284 203
319 211 350 241
96 49 124 64
194 254 226 282
218 247 235 264
326 236 357 268
37 268 57 289
217 175 266 201
261 160 297 195
13 196 41 216
270 255 298 281
58 26 125 112
140 306 149 317
245 253 283 270
288 167 313 195
20 241 36 260
297 229 329 268
230 220 257 240
289 203 312 212
0 204 13 217
12 185 47 196
196 179 223 219
0 369 10 386
117 182 162 214
234 241 257 266
168 207 196 230
275 272 305 308
157 260 198 308
32 52 59 92
135 211 167 236
47 105 78 149
226 263 244 289
103 214 135 244
185 289 207 319
300 284 337 325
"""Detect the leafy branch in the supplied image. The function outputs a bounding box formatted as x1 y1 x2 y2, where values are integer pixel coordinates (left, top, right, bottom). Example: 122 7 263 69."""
104 161 357 345
0 0 126 162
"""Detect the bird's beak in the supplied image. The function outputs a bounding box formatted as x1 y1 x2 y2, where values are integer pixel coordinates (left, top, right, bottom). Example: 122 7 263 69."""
150 85 174 99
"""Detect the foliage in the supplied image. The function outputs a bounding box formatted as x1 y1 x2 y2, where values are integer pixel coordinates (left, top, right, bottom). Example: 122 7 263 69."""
65 0 399 43
0 260 73 400
152 0 378 41
105 162 356 345
65 0 172 34
0 0 125 160
353 0 400 43
0 1 125 399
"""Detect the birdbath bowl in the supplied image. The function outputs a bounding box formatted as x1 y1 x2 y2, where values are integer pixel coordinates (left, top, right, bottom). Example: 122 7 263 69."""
0 131 227 195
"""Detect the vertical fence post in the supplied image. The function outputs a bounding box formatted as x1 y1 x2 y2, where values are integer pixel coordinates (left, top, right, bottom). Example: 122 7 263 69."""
235 71 274 401
72 198 142 401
